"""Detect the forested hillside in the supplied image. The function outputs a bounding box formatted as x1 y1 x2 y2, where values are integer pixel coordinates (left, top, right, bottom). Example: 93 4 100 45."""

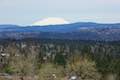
0 39 120 80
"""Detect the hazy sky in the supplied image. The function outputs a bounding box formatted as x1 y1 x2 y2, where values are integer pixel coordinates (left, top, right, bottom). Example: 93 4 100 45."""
0 0 120 25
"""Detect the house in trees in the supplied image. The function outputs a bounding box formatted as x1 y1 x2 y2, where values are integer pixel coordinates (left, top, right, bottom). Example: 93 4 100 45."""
0 46 9 66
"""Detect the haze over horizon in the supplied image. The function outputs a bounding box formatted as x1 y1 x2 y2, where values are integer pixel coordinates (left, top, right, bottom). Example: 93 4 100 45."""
0 0 120 25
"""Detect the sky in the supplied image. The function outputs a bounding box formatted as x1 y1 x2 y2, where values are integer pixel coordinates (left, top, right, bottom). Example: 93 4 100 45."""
0 0 120 25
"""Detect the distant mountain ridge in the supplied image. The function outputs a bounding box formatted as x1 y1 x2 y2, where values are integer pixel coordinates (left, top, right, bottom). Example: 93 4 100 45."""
0 22 120 41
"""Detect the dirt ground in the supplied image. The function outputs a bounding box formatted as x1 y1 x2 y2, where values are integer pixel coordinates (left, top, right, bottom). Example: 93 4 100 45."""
0 76 38 80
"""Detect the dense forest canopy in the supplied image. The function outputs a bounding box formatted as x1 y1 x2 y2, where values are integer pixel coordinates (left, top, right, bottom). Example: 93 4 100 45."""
0 39 120 80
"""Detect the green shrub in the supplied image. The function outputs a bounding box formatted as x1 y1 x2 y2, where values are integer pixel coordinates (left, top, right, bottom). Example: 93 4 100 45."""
66 55 102 80
38 63 65 80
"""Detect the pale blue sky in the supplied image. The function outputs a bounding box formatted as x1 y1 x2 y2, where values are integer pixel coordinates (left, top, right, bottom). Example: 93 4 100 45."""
0 0 120 25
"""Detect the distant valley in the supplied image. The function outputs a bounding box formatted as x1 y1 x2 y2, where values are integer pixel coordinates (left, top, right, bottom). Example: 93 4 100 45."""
0 22 120 41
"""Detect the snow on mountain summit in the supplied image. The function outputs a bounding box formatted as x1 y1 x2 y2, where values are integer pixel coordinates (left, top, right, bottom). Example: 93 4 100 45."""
32 17 70 26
